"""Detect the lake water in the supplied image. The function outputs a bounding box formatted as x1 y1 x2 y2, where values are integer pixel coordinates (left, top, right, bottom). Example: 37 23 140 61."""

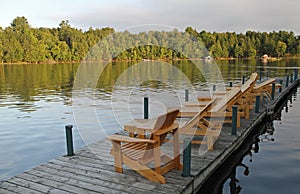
0 59 299 193
224 87 300 194
199 86 300 194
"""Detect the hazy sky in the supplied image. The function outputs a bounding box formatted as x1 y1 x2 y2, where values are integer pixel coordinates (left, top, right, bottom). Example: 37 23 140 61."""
1 0 300 34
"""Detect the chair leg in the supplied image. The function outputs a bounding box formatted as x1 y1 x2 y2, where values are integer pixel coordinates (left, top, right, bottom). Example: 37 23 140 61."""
172 129 182 170
112 141 123 173
237 113 241 128
122 155 166 184
153 142 161 174
245 106 250 119
207 134 214 151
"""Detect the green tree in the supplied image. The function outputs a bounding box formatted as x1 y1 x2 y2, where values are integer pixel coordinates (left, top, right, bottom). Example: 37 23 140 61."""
211 41 223 58
2 17 300 63
11 16 30 33
243 38 256 58
0 27 3 62
2 27 24 62
232 44 243 58
276 41 287 57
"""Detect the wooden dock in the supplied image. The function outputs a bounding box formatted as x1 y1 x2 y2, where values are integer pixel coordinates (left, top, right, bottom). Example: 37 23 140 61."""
0 78 299 194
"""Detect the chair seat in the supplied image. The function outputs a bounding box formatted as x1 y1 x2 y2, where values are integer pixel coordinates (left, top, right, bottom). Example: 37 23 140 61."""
122 143 148 160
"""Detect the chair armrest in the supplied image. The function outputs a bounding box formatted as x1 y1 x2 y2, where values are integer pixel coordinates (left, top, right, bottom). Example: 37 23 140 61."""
154 123 179 136
107 134 157 144
198 97 213 101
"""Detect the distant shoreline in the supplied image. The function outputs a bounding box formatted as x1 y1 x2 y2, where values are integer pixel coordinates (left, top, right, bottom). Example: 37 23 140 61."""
1 56 300 65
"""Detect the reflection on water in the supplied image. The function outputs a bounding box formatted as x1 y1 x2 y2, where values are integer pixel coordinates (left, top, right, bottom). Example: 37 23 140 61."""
217 58 299 81
0 59 299 182
199 87 300 194
0 63 77 112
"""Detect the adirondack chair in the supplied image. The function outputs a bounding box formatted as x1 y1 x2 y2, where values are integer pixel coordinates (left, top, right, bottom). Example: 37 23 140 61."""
168 86 246 150
252 78 281 98
177 74 255 150
179 73 258 125
179 98 221 150
178 87 241 118
208 87 244 127
211 78 280 100
234 72 259 119
107 109 182 184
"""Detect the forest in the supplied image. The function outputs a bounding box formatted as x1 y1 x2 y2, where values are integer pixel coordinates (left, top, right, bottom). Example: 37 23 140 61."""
0 16 300 63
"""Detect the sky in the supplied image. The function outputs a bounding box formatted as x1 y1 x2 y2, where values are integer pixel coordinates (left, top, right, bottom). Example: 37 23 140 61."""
1 0 300 34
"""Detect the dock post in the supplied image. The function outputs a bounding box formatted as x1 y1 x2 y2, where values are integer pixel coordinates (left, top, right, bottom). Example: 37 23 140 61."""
65 125 74 156
255 96 260 113
185 90 189 102
291 74 294 83
242 75 245 84
286 75 289 87
279 80 283 93
295 69 298 80
231 106 238 135
213 85 216 91
144 97 149 119
259 69 262 81
229 81 233 87
271 83 275 100
182 138 191 177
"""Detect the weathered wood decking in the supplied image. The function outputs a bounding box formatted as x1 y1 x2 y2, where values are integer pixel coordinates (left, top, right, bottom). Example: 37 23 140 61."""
0 78 299 194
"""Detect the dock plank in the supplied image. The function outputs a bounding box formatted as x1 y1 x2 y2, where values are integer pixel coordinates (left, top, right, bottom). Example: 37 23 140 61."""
18 172 76 194
56 155 191 192
8 177 57 194
0 182 42 194
50 159 182 193
33 164 130 194
0 188 17 194
36 161 168 194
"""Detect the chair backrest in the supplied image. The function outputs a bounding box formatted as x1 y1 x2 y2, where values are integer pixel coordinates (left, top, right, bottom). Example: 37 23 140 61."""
153 109 179 132
181 98 217 131
254 78 276 90
210 72 258 113
210 87 241 112
241 73 258 93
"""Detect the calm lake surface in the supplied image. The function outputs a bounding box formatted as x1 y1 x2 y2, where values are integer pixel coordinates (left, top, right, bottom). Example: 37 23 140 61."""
0 59 299 193
221 88 300 194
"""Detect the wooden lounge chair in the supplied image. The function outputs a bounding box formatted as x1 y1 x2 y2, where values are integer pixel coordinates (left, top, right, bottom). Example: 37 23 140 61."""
178 87 240 118
234 72 258 119
178 71 257 149
108 109 182 184
208 87 244 127
172 87 245 150
179 73 258 126
176 86 246 150
252 78 281 98
212 78 281 99
179 98 221 150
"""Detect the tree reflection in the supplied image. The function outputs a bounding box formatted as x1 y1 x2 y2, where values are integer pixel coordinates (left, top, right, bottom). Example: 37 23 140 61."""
0 60 298 113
